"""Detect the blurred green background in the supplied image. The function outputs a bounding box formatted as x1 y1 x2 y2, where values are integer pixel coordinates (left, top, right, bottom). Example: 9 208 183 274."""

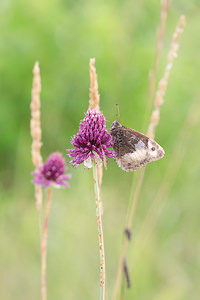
1 0 200 299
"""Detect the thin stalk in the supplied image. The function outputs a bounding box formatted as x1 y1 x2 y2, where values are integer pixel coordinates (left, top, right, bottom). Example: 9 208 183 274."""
35 185 43 243
41 186 53 300
142 0 171 132
112 15 185 300
112 168 145 300
92 160 106 300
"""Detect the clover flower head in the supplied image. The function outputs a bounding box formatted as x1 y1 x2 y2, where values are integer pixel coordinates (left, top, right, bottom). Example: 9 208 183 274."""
32 152 71 188
67 109 116 168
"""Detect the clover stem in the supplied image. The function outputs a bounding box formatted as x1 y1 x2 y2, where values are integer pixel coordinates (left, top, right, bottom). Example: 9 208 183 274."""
41 186 53 300
92 160 106 300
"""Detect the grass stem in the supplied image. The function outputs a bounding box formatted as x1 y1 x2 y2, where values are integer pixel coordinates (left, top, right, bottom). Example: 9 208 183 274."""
112 15 185 300
112 169 145 300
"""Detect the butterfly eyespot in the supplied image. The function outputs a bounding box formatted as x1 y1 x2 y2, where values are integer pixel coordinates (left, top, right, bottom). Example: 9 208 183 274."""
151 147 156 151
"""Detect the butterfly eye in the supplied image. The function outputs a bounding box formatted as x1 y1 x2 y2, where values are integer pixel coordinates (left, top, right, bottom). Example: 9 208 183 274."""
151 147 156 151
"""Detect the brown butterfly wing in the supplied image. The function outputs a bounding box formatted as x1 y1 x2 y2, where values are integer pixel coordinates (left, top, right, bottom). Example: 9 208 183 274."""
110 121 165 172
112 126 149 158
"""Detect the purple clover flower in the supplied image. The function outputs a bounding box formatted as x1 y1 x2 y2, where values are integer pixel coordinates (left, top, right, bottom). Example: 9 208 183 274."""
32 152 71 188
67 109 116 168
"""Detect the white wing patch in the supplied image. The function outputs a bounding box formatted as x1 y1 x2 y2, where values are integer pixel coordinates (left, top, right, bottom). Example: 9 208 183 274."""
135 140 146 150
116 138 165 172
116 150 147 171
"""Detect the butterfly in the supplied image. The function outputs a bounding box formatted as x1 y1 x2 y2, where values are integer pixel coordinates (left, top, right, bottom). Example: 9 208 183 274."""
110 120 165 172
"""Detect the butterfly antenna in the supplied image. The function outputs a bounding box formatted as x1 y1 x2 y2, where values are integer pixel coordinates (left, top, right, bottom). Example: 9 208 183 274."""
116 104 120 121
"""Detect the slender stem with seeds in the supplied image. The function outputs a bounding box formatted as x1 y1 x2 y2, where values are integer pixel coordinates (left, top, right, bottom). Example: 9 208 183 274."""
92 160 106 300
89 58 100 111
143 0 171 132
148 15 186 139
41 186 53 300
112 15 185 300
88 58 103 192
31 61 43 242
148 0 170 105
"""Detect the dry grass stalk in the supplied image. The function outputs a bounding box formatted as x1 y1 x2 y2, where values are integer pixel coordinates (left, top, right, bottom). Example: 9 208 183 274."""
89 58 107 300
88 58 103 186
148 15 186 139
31 61 43 212
112 15 186 300
148 0 171 106
89 58 100 111
31 61 42 166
